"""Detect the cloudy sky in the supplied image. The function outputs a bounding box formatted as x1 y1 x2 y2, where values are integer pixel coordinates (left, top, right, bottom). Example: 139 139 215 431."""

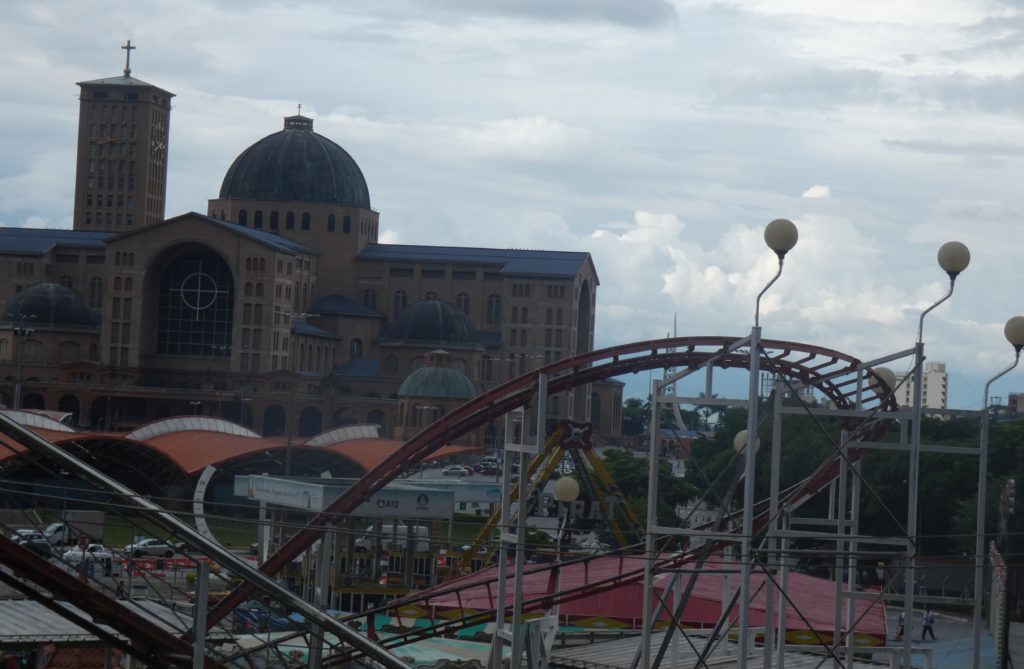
2 0 1024 408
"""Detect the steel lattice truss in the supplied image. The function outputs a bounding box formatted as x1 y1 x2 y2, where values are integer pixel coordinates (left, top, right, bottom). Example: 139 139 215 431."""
0 336 900 667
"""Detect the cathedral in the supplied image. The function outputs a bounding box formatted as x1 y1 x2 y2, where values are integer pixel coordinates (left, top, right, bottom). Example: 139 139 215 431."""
0 49 623 448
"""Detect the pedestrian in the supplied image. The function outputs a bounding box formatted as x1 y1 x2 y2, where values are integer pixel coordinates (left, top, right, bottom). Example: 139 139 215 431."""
895 610 905 641
921 607 936 641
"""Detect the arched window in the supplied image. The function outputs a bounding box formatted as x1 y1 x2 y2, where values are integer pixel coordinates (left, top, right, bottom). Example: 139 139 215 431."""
456 293 469 314
254 210 263 228
521 307 528 323
285 211 295 230
393 290 407 317
425 291 439 300
327 214 336 232
244 282 253 296
486 294 501 325
125 277 133 291
343 215 351 234
89 277 103 308
384 355 398 373
245 258 252 271
59 275 73 289
269 211 279 230
238 209 248 226
113 277 122 291
350 338 363 361
301 212 310 230
259 258 266 271
255 283 264 297
155 247 234 356
511 307 519 324
363 289 377 309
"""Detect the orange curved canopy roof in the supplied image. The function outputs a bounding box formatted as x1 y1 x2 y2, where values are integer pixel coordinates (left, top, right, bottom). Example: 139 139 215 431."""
0 424 480 477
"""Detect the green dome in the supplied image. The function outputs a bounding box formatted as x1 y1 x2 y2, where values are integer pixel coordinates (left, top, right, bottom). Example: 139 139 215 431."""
398 350 476 400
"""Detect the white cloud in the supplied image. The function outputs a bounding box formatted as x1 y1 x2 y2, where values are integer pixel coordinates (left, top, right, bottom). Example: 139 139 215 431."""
454 116 590 161
1 0 1023 408
802 184 831 198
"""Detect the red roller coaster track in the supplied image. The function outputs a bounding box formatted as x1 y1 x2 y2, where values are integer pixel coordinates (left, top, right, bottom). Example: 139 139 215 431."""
208 335 897 629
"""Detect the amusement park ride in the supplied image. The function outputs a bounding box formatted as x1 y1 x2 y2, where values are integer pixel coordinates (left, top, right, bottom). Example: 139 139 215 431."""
1 219 1021 669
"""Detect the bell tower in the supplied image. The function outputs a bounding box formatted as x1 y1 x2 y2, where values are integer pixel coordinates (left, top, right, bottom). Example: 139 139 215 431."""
72 41 175 231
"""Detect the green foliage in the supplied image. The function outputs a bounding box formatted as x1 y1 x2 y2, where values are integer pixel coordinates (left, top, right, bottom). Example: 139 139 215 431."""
680 400 1024 560
621 398 648 436
601 447 698 527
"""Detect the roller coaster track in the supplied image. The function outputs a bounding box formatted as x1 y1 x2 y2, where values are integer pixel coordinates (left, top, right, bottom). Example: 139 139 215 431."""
208 335 898 630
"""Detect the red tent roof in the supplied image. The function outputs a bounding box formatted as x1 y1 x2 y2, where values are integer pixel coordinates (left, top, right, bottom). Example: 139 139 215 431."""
412 555 886 642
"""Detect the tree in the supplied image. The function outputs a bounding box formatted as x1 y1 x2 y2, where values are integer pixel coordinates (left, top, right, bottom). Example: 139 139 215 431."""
621 398 648 436
601 447 698 527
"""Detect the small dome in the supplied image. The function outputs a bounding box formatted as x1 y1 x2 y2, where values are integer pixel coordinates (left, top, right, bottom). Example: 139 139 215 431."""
398 350 476 400
3 283 96 328
379 300 481 349
219 115 371 208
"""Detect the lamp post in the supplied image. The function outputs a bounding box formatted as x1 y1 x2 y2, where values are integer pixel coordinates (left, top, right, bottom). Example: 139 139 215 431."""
737 219 797 667
903 241 970 669
210 344 233 417
553 476 580 586
189 400 202 415
974 316 1024 669
11 313 37 410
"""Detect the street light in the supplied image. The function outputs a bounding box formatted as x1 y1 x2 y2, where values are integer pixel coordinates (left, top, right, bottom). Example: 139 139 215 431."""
903 240 970 669
973 315 1024 669
189 401 202 415
551 476 580 631
11 313 37 410
737 219 797 668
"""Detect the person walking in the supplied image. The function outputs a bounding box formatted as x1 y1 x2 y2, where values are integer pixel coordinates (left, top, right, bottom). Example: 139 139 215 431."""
896 610 905 641
921 607 936 641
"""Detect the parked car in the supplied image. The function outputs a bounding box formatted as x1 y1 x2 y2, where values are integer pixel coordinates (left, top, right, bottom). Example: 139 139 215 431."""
478 465 501 476
10 529 44 542
15 534 53 557
124 538 178 558
62 544 116 565
442 466 471 476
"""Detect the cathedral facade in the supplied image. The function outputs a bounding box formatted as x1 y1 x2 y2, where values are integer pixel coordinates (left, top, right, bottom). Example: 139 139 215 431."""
0 57 623 448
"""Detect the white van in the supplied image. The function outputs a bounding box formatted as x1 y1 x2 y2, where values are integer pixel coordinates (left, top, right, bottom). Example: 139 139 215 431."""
355 524 430 553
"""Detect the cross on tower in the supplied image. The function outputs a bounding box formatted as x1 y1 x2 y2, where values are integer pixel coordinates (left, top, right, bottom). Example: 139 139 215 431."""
122 40 136 75
297 103 302 116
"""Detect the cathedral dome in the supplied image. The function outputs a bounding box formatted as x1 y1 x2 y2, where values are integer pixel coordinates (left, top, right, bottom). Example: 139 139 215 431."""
379 300 481 349
219 115 371 209
398 350 477 400
3 283 96 328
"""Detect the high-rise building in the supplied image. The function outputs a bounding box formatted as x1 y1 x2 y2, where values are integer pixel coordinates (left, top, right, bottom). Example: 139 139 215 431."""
72 41 174 232
895 361 948 410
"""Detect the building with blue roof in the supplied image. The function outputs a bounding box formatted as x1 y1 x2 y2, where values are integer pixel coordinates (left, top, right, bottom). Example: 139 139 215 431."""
0 50 622 449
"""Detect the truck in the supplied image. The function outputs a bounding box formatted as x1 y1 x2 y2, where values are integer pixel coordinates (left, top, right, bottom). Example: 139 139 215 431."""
355 523 430 553
40 511 105 546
